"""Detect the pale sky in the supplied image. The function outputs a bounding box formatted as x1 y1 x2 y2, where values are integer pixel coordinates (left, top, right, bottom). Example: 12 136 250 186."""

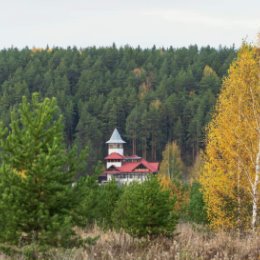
1 0 259 49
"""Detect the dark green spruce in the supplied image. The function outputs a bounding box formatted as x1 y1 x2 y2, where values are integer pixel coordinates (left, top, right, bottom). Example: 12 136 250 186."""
0 45 236 171
0 93 78 247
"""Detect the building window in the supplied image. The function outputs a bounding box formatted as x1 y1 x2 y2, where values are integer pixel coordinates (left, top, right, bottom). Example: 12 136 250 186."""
109 144 122 149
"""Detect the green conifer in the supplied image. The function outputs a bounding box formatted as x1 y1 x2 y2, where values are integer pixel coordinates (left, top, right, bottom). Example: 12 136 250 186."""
0 93 77 246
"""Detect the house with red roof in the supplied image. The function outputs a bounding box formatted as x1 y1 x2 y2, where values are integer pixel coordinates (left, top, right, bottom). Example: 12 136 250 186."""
101 128 159 184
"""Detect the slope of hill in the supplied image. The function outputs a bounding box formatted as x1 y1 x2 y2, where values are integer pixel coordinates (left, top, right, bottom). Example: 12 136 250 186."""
0 45 236 172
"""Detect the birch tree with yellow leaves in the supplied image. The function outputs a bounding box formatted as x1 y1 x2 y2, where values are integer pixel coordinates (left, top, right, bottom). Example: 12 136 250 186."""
159 141 185 180
200 44 260 231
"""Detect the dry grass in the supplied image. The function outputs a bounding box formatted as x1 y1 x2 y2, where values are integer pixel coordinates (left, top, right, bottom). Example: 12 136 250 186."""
0 224 260 260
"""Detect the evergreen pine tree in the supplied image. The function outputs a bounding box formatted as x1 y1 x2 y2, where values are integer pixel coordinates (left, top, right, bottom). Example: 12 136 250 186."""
0 93 77 246
113 176 177 238
188 182 208 224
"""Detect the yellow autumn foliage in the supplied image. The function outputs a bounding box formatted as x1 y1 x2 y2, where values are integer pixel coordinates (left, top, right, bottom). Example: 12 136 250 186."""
200 44 260 230
13 168 27 179
159 141 184 180
203 65 218 78
159 175 189 213
150 99 161 110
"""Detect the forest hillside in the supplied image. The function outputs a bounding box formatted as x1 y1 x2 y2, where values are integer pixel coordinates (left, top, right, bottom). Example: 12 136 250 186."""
0 45 236 172
0 44 260 260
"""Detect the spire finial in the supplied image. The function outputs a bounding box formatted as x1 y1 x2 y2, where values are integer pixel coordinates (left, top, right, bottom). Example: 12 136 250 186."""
106 128 126 144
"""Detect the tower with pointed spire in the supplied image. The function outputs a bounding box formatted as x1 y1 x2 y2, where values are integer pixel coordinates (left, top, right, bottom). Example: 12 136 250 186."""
101 128 159 183
105 128 126 169
106 128 126 155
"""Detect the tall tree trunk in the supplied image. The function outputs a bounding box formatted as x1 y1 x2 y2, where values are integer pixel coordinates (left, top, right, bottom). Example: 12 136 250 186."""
237 100 241 234
237 160 241 235
132 137 136 155
142 138 147 159
167 143 170 177
252 138 260 232
151 134 157 161
249 82 260 232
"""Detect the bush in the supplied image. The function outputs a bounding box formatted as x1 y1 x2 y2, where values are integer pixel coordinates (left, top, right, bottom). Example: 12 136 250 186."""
187 182 208 224
113 176 178 238
73 177 122 229
95 179 123 229
72 176 99 227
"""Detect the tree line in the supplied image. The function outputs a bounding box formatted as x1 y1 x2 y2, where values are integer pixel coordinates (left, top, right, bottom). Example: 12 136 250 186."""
0 45 236 172
0 94 205 256
0 42 258 258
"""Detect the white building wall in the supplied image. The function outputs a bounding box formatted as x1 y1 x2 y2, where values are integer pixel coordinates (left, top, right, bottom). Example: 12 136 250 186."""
107 161 122 168
106 173 151 184
108 147 124 155
113 173 149 184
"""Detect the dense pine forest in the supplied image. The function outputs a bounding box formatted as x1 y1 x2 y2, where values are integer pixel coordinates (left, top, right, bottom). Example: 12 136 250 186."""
0 43 260 260
0 45 236 172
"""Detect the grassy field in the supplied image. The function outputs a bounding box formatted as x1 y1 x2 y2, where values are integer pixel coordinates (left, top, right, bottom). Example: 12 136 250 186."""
0 224 259 260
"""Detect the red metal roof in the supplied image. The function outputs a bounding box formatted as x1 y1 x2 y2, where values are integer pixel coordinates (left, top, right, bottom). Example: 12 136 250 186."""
105 167 119 174
105 152 125 160
104 170 120 174
124 154 141 159
118 161 141 172
147 162 160 172
104 158 159 175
